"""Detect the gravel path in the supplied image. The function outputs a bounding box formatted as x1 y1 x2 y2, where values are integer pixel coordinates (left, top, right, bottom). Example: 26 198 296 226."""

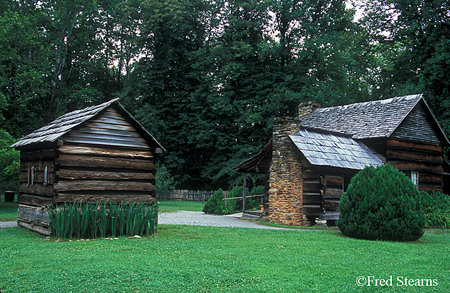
0 221 17 229
160 211 289 230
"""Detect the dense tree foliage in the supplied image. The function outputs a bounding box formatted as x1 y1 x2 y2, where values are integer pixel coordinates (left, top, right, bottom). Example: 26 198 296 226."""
1 0 449 189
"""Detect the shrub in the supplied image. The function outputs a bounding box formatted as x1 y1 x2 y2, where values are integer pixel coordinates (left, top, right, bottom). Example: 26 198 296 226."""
337 164 425 241
156 163 175 199
420 191 450 229
203 188 227 214
203 185 266 215
226 186 246 212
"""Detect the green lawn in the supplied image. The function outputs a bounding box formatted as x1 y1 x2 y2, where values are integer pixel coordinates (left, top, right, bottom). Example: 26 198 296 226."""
0 225 449 292
157 199 205 213
0 202 18 222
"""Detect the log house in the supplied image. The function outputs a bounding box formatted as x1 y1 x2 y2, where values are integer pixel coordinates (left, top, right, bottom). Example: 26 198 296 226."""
11 99 164 235
235 94 450 226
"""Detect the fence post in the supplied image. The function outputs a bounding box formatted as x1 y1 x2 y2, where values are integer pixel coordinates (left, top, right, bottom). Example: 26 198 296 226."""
243 173 247 212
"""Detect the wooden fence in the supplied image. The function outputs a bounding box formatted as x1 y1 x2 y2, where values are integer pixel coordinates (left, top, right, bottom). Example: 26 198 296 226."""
157 190 228 201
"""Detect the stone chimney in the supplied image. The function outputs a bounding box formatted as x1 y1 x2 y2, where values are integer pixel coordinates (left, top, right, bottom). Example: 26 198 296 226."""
268 102 321 226
298 102 321 118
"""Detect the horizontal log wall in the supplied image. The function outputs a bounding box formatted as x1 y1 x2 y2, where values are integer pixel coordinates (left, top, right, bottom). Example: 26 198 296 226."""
55 143 156 203
17 204 51 236
53 107 157 203
302 169 322 216
18 149 56 199
386 139 443 192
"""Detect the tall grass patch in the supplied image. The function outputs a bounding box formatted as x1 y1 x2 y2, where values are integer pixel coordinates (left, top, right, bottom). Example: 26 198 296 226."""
48 201 158 239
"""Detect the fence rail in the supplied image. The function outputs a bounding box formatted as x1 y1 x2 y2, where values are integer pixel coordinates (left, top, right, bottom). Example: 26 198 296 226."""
223 194 264 208
157 190 228 201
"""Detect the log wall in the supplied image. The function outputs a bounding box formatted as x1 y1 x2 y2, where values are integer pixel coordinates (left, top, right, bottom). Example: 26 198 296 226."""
17 148 57 235
54 107 156 204
386 139 443 192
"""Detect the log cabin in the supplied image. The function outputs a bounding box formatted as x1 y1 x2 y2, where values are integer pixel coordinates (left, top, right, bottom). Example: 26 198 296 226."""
234 94 450 226
11 99 164 235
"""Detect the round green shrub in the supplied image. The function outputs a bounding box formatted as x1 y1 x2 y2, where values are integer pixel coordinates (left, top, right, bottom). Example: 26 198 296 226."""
337 164 425 241
203 188 226 214
420 191 450 229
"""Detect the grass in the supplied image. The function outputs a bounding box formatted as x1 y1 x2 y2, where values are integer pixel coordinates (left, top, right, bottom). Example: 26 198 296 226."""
0 202 18 222
157 199 205 213
0 225 449 292
257 219 339 230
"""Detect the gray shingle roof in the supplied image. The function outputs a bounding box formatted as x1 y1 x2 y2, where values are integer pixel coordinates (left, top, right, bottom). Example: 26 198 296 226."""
299 94 423 139
11 99 164 150
290 129 383 170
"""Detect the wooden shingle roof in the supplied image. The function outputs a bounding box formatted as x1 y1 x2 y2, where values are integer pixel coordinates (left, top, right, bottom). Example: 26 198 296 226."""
11 99 163 150
299 94 423 140
290 129 383 170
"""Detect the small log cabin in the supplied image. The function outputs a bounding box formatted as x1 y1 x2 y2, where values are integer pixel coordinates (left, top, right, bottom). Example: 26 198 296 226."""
11 99 164 235
234 94 450 226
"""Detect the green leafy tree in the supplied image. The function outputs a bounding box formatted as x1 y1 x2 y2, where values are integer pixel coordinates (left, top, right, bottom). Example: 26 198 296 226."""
0 129 19 190
358 0 450 142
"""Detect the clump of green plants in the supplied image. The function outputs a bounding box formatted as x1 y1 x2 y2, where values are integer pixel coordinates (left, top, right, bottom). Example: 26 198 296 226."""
155 163 175 199
203 186 265 215
420 191 450 229
337 164 425 241
203 188 228 214
48 201 158 239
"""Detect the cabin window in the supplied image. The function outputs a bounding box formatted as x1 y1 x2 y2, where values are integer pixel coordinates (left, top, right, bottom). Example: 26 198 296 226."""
411 171 419 187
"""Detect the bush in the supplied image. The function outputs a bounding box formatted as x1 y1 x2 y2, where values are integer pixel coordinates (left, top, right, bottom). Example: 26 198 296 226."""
420 191 450 229
226 185 249 213
203 188 227 214
337 164 425 241
156 163 175 199
203 185 266 215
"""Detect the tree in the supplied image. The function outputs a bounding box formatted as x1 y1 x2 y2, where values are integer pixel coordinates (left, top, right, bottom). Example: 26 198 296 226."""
357 0 450 140
122 0 215 187
0 129 19 190
0 1 50 136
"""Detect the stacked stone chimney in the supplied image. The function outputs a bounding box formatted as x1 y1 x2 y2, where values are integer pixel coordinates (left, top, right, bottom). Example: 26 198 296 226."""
268 102 320 225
